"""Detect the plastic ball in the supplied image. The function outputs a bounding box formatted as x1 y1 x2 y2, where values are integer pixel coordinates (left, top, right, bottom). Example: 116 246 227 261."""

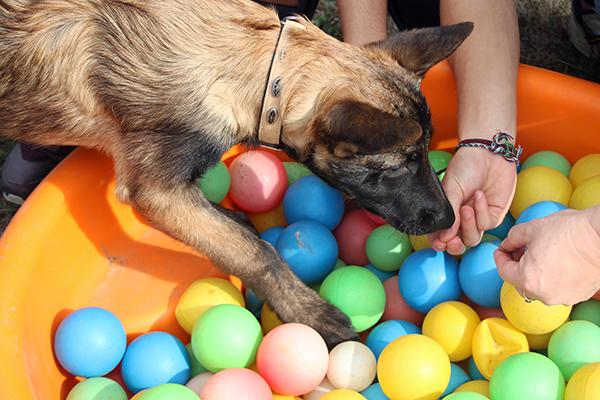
365 210 387 226
500 282 572 334
244 288 264 317
283 176 344 229
260 302 282 334
248 204 287 233
409 234 431 251
303 377 335 400
54 307 126 378
200 368 271 400
398 249 461 313
472 317 529 379
273 395 301 400
422 301 481 362
321 390 367 400
276 221 338 284
442 393 488 400
186 343 208 378
334 210 378 265
381 277 425 325
522 150 572 177
365 224 412 272
526 331 553 351
191 304 262 372
571 299 600 326
66 377 127 400
334 258 347 269
361 383 389 400
130 390 147 400
565 362 600 400
229 150 287 213
186 371 214 395
139 384 199 400
570 175 600 210
548 320 600 380
175 278 245 334
198 161 230 203
283 161 313 186
260 226 284 247
485 213 515 240
472 304 505 320
257 323 328 396
455 380 490 397
366 320 420 359
122 332 190 393
467 357 485 380
510 166 572 218
459 242 503 308
515 201 568 225
365 264 395 282
327 341 376 392
440 363 471 398
569 154 600 188
489 352 565 400
319 266 386 332
429 150 452 180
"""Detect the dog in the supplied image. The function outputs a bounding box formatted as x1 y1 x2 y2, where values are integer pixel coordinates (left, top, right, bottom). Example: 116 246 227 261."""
0 0 471 346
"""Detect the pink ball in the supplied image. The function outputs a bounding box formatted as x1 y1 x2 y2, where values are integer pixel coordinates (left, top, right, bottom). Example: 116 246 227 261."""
200 368 271 400
365 211 386 226
334 210 378 265
229 150 287 213
257 323 329 396
381 277 424 326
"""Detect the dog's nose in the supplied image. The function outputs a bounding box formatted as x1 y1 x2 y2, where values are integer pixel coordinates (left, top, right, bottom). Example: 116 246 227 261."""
418 207 455 232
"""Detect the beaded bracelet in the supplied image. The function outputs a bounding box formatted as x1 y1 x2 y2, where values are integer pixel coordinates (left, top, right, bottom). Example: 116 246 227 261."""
455 132 523 165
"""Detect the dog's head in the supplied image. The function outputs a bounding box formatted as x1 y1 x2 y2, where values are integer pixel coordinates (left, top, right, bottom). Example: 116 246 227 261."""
285 22 473 235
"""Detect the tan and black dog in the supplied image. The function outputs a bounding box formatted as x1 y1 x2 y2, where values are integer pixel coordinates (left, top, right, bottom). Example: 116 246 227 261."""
0 0 471 345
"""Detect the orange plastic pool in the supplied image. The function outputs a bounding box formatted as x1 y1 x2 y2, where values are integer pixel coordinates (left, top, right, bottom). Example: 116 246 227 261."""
0 62 599 399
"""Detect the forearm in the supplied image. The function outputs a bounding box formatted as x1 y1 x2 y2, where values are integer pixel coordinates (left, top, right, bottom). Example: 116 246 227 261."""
336 0 387 46
440 0 519 140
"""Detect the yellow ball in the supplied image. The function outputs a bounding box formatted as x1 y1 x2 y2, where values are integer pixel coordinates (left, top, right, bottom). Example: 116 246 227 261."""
570 175 600 210
320 390 366 400
131 390 148 400
261 302 282 334
510 166 572 219
455 380 490 397
500 282 571 334
247 204 287 233
472 317 529 379
409 234 430 251
175 278 245 333
525 331 553 350
570 154 600 188
565 362 600 400
422 301 481 362
273 395 301 400
377 334 450 400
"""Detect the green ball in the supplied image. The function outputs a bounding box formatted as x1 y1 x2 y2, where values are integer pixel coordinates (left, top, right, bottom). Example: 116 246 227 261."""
198 161 231 203
334 258 347 270
490 352 565 400
283 162 313 186
139 384 199 400
443 392 489 400
319 266 386 332
186 343 208 378
570 299 600 327
522 151 571 177
191 304 262 372
66 377 127 400
429 150 453 180
365 224 412 272
481 233 500 242
548 320 600 380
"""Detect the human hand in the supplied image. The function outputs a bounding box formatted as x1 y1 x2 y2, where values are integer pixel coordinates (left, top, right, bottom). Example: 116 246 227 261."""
428 147 517 255
494 207 600 306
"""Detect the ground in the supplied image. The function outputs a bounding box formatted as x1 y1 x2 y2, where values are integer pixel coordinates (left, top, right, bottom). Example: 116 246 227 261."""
0 0 598 232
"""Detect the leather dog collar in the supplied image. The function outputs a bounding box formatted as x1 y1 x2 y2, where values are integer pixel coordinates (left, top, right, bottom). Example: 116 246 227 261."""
257 16 306 149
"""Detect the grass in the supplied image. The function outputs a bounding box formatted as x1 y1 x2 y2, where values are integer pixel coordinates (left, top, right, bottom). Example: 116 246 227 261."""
0 0 598 232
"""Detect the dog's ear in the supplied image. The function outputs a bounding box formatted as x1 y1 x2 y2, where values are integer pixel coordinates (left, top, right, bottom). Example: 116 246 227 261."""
369 22 474 77
315 99 422 157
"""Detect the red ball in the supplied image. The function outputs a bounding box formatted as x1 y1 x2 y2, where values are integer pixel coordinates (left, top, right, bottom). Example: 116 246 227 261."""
229 150 287 213
365 211 386 226
334 210 378 265
381 277 424 326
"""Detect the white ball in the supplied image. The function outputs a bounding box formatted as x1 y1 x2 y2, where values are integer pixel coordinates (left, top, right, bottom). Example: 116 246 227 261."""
186 371 214 394
302 377 334 399
326 341 376 392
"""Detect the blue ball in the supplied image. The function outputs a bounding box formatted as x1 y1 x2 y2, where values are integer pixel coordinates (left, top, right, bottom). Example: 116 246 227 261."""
244 288 264 318
486 213 515 240
441 363 471 397
54 307 126 378
366 264 396 282
283 176 345 230
275 220 338 284
365 320 420 359
468 357 485 380
515 201 567 225
260 226 284 246
459 241 504 308
362 383 390 399
121 332 190 393
398 249 461 313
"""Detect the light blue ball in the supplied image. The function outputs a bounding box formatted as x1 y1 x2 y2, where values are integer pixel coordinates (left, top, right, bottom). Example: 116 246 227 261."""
275 220 338 284
54 307 126 378
441 363 471 397
486 213 515 240
362 383 390 399
366 264 396 282
515 201 567 225
121 332 190 393
260 226 284 246
468 357 485 380
283 176 345 230
365 320 420 359
398 249 461 313
244 288 264 318
459 241 503 308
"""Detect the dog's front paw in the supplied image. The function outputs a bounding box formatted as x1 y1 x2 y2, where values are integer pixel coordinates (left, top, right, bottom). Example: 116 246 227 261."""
307 300 359 349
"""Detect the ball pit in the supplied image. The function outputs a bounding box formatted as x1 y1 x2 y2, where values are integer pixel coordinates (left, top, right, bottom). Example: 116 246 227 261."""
569 154 600 187
564 362 600 400
440 363 470 398
569 175 600 210
321 389 367 400
521 150 572 176
381 277 425 325
454 380 490 397
283 161 313 186
200 368 271 400
547 320 600 380
66 377 127 400
361 383 388 400
139 383 199 400
334 210 378 265
197 161 231 204
283 176 344 230
570 299 600 326
442 393 489 400
366 319 421 359
515 200 568 225
459 242 503 308
366 224 412 272
248 204 287 233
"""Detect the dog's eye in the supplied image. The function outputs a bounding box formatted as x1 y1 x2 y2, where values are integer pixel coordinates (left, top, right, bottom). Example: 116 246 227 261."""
407 152 420 162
